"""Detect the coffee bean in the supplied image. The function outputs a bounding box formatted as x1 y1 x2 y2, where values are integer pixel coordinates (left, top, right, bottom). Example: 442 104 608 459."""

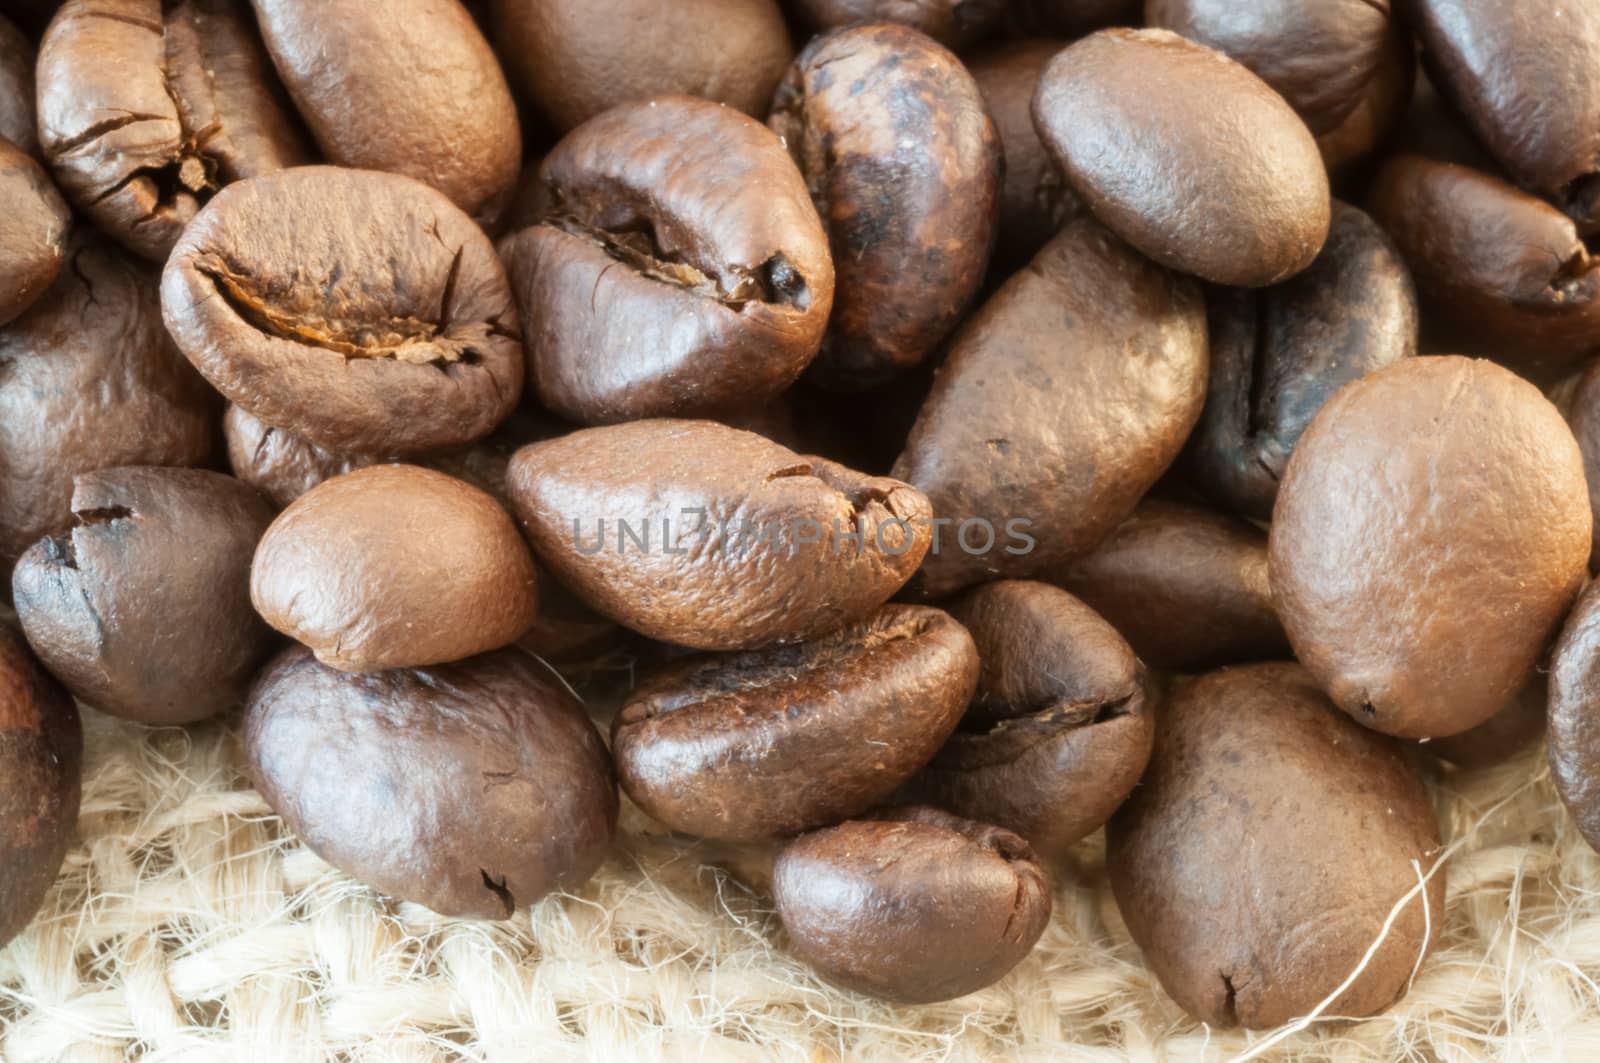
773 807 1051 1003
1271 356 1590 738
244 645 617 918
252 464 538 672
500 97 833 424
161 166 524 454
0 14 36 154
769 23 1000 389
1314 16 1413 176
892 216 1207 598
1567 361 1600 570
1034 28 1330 287
222 403 386 511
0 139 70 327
13 467 275 724
789 1 1008 50
1423 676 1546 770
1548 584 1600 853
1108 663 1443 1028
613 605 977 841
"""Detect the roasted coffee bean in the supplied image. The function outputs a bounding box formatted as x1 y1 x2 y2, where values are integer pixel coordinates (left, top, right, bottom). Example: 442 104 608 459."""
614 605 976 841
773 807 1051 1003
500 97 832 424
491 0 792 131
13 467 274 724
1423 677 1546 770
0 14 35 154
892 216 1207 598
222 403 386 510
251 0 520 222
0 236 216 571
0 623 80 951
1367 155 1600 376
898 582 1153 854
162 166 523 455
1183 201 1418 521
1034 29 1330 287
1568 361 1600 570
1048 499 1289 672
1549 584 1600 853
252 465 538 673
1109 663 1443 1029
789 0 1007 50
769 24 1000 389
1271 356 1590 738
36 0 310 261
244 645 617 919
1315 16 1413 175
507 420 931 651
0 139 70 327
1406 0 1600 233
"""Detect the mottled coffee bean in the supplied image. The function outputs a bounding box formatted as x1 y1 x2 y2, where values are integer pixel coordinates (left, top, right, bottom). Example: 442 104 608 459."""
251 0 520 222
507 420 931 651
1271 356 1590 738
1423 677 1546 770
614 605 977 841
1109 663 1443 1029
1314 17 1413 175
13 467 274 724
0 140 71 326
252 465 538 672
1034 29 1330 287
893 217 1207 598
1548 584 1600 853
244 645 617 918
769 24 1000 389
500 97 832 424
35 0 310 261
1567 361 1600 570
162 166 523 454
1184 202 1418 521
491 0 792 131
0 14 36 154
789 0 1007 49
0 624 80 951
0 236 216 571
773 807 1051 1003
899 582 1153 854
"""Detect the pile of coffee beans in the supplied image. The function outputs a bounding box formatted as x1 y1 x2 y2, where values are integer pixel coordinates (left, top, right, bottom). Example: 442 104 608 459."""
4 0 1600 1029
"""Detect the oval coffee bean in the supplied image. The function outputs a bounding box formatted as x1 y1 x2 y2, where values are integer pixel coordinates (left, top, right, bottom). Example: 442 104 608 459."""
36 0 310 261
0 624 80 951
491 0 793 131
0 140 71 327
899 582 1153 854
1315 17 1413 175
252 465 538 672
1183 201 1418 521
1423 676 1546 770
892 216 1207 598
1568 360 1600 570
770 24 1000 389
500 97 832 424
613 605 977 841
222 403 386 510
507 420 931 651
1271 356 1590 738
1549 584 1600 852
251 0 519 222
0 14 35 154
773 807 1051 1003
790 0 1008 50
244 646 617 919
1034 28 1329 287
13 467 275 724
162 166 523 454
1109 663 1443 1028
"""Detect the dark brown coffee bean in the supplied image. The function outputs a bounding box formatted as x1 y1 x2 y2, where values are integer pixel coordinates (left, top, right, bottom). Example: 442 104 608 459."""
222 403 385 510
1567 360 1600 570
0 139 71 327
1183 202 1418 521
0 623 80 951
769 24 1000 389
614 605 976 841
1271 356 1590 738
1549 583 1600 852
162 166 523 455
13 467 274 724
773 807 1051 1003
1109 663 1443 1029
244 645 617 919
892 216 1207 598
35 0 310 261
789 0 1007 49
1048 499 1289 672
0 14 36 154
1315 16 1414 175
251 0 519 222
500 97 833 424
491 0 792 132
899 581 1152 854
252 465 538 672
0 236 217 572
507 420 931 651
1423 676 1546 770
1034 28 1330 287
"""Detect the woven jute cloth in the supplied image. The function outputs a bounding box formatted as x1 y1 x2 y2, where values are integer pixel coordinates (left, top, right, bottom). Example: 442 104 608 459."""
0 695 1595 1061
